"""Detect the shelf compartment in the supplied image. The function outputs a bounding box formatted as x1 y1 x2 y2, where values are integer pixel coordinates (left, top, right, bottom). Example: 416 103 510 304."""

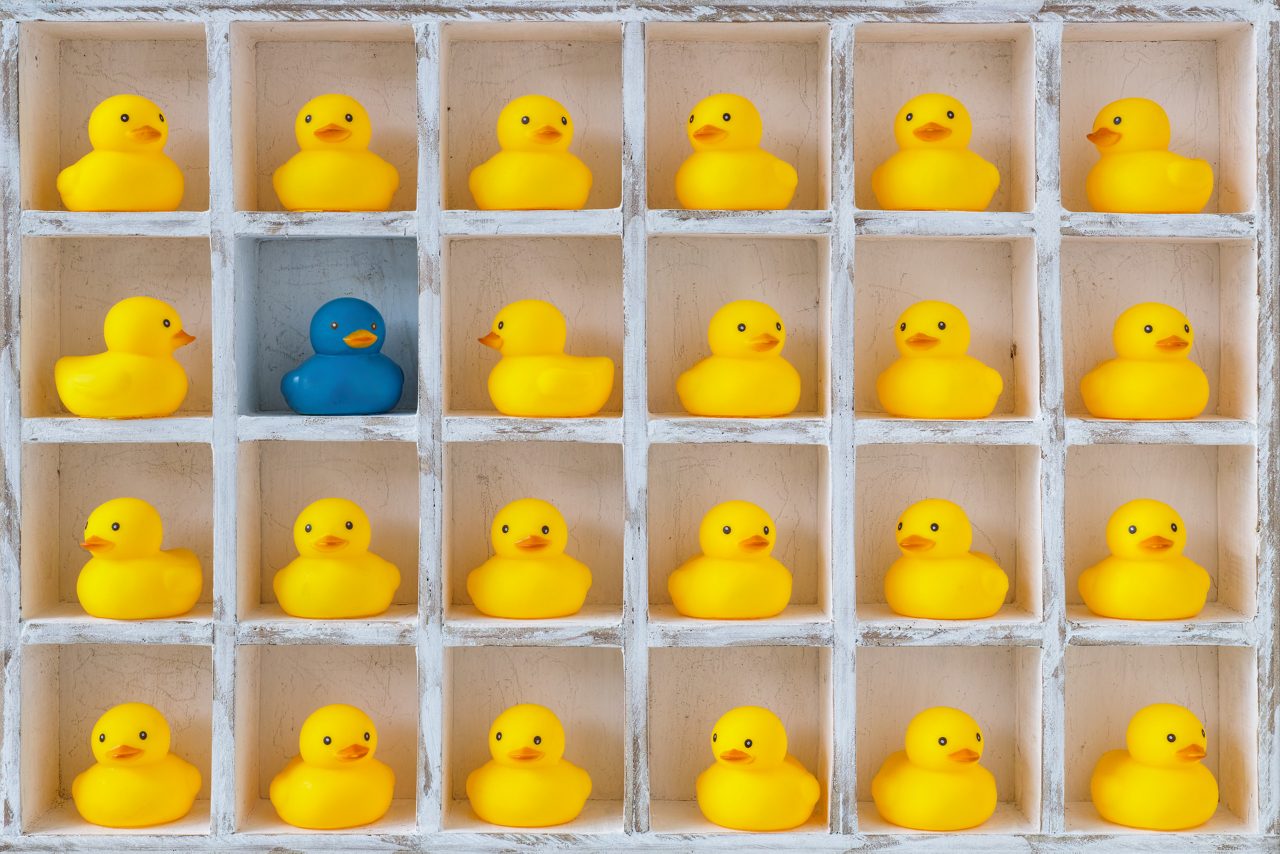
21 416 214 445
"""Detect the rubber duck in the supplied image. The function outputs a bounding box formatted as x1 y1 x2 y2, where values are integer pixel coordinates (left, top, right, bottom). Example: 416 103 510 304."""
885 498 1008 620
872 706 997 831
675 94 799 210
72 702 201 828
479 299 614 417
1078 498 1210 620
876 300 1003 419
696 706 819 831
871 93 1000 211
466 703 592 827
1091 703 1218 830
272 498 401 619
1085 98 1213 214
57 94 184 212
54 296 196 419
76 497 202 620
676 300 801 418
272 94 400 211
668 500 792 619
269 704 395 829
281 297 405 415
1080 302 1209 420
469 95 592 210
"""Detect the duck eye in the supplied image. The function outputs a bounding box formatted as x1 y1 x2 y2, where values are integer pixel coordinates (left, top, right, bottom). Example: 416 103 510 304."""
330 321 339 330
1144 324 1153 333
937 321 946 330
497 321 504 330
533 736 542 745
371 322 377 330
159 113 165 123
521 116 530 125
946 110 955 119
1128 525 1137 534
1201 729 1205 737
163 318 171 328
897 522 902 530
722 525 731 535
744 739 752 748
776 322 782 331
938 736 947 746
976 732 981 742
930 523 939 532
541 525 550 535
120 113 129 122
905 112 913 121
1185 324 1190 333
345 113 353 123
712 733 717 742
561 116 568 126
98 733 105 743
494 732 502 740
1113 116 1122 125
899 322 906 332
345 521 354 530
304 115 312 123
139 731 147 740
323 736 332 745
1167 733 1176 742
722 112 731 122
501 524 509 534
763 526 769 535
1171 523 1178 532
111 522 120 531
304 523 312 533
364 731 371 741
737 323 746 332
689 114 695 124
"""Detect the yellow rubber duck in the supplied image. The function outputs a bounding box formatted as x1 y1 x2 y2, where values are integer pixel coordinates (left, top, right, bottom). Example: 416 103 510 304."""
479 299 614 417
677 300 801 418
876 300 1003 419
1085 98 1213 214
466 703 592 827
57 94 184 212
885 498 1008 620
1080 302 1209 420
871 93 1000 211
76 497 202 620
54 296 196 419
469 95 592 210
675 93 798 210
695 706 820 831
1091 703 1218 830
1078 498 1210 620
272 498 401 619
467 498 592 619
872 706 997 831
72 702 201 828
273 94 400 211
668 500 792 619
270 704 395 830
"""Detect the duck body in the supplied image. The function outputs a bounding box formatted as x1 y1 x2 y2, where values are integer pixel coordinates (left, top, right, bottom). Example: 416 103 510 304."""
467 759 592 827
73 753 201 827
1086 151 1213 214
467 554 591 619
488 354 613 417
676 150 798 210
669 555 791 619
274 553 400 619
872 750 996 831
1080 358 1208 420
1091 749 1217 830
885 553 1007 620
696 754 819 830
282 352 404 415
58 150 184 212
269 754 395 829
1079 555 1209 620
274 149 399 212
677 355 801 418
877 356 1002 419
470 151 592 211
871 149 999 211
78 549 202 620
56 351 189 419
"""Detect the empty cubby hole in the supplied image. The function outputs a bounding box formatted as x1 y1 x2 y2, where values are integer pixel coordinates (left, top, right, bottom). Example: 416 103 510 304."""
645 23 831 211
235 440 419 623
1065 443 1256 622
234 644 418 833
230 22 418 212
648 235 829 418
20 643 213 834
855 443 1042 623
1061 23 1256 213
853 24 1035 213
854 236 1038 419
19 22 210 212
856 645 1041 834
234 237 418 416
1064 644 1257 833
20 442 214 622
1061 238 1257 420
444 236 623 417
648 645 831 832
21 237 213 418
441 22 622 211
443 646 624 832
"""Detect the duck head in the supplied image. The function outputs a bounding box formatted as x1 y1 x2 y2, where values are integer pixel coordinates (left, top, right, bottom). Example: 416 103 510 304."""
295 94 374 152
706 299 787 358
490 497 570 559
496 95 575 153
697 499 777 560
102 296 195 357
895 498 973 559
893 93 973 152
309 297 387 355
479 299 568 357
1087 97 1172 154
81 496 165 560
892 300 972 359
903 706 986 772
90 702 172 768
1125 702 1208 768
1105 498 1188 562
88 94 169 154
488 703 567 768
292 497 373 558
686 93 765 153
1111 302 1196 361
709 706 788 771
298 703 379 768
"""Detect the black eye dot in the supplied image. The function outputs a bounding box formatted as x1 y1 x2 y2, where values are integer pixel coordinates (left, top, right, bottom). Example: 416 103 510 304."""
111 522 120 531
323 736 332 745
345 521 353 530
899 322 906 331
1171 523 1178 532
722 525 732 535
1201 729 1205 737
163 318 171 328
722 113 731 122
1185 324 1190 333
712 733 717 742
947 110 955 119
938 736 948 746
501 524 509 534
1128 525 1137 534
521 116 530 125
561 116 568 126
371 323 377 330
345 113 353 122
98 733 106 743
930 523 939 532
159 113 165 123
304 115 312 123
1167 733 1176 743
938 321 947 330
897 522 903 530
1144 324 1153 333
495 732 502 741
120 113 129 122
1113 116 1122 125
763 526 769 535
689 115 694 124
541 525 550 535
497 321 504 330
744 739 752 748
304 523 312 533
364 732 371 741
533 736 542 745
905 112 914 121
976 732 982 742
737 323 746 332
330 321 339 330
139 731 147 740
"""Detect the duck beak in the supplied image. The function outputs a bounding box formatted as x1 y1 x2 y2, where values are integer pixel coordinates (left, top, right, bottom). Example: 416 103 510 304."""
533 125 563 143
515 534 550 552
1140 535 1174 552
750 333 780 352
314 534 348 552
1177 744 1206 761
1156 335 1189 352
478 331 503 350
693 124 728 143
508 746 543 761
314 123 352 143
912 122 952 142
337 743 369 761
1087 127 1122 147
80 535 114 553
949 748 980 764
343 329 378 349
172 329 196 347
719 748 753 763
899 534 935 552
108 744 143 760
128 125 162 142
905 332 939 350
739 534 770 552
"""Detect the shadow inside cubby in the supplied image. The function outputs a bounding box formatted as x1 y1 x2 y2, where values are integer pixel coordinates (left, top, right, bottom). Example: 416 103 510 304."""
20 643 213 835
234 237 418 416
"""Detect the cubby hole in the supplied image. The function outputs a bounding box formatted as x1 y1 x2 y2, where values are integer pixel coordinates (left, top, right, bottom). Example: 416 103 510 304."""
854 237 1038 419
230 22 418 212
234 644 418 833
855 443 1041 623
20 442 213 623
234 237 418 416
444 441 623 626
645 23 830 211
21 237 213 419
1065 443 1256 622
648 646 831 832
18 22 210 212
443 646 624 832
648 235 829 418
443 237 622 417
1061 238 1257 421
649 443 829 623
442 23 622 211
856 645 1041 834
853 24 1035 213
1064 644 1257 833
1061 23 1256 214
20 643 213 834
235 440 419 625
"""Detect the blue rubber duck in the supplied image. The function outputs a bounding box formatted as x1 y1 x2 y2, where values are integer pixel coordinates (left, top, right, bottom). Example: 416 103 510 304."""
282 298 405 415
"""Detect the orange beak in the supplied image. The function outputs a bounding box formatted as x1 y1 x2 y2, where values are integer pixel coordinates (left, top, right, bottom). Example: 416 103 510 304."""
314 123 352 143
750 333 780 352
912 122 952 142
899 534 935 552
949 748 980 763
172 329 196 347
478 331 503 350
1156 335 1189 352
515 534 550 552
719 749 752 763
508 746 543 761
337 743 370 760
128 125 161 142
80 535 114 553
1140 535 1174 552
693 124 728 143
1177 744 1206 761
533 125 563 143
314 534 348 551
1087 127 1122 147
905 332 939 350
343 329 378 349
108 744 143 760
739 534 770 552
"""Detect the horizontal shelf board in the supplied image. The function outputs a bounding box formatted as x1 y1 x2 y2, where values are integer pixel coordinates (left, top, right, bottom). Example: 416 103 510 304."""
648 415 829 445
647 208 831 236
443 413 623 444
1065 416 1256 446
1064 801 1254 837
855 604 1042 646
1065 603 1253 647
233 210 417 238
20 209 211 238
239 797 417 838
443 604 622 647
443 208 622 237
237 604 418 645
21 602 214 646
647 604 832 647
1061 211 1256 240
24 798 211 837
444 798 623 835
856 209 1034 238
649 799 829 837
237 413 418 443
21 416 213 444
855 416 1041 445
857 801 1036 836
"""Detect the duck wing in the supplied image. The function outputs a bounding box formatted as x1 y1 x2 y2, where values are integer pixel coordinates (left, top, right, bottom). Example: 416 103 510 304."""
535 359 612 398
57 356 130 401
1168 157 1214 194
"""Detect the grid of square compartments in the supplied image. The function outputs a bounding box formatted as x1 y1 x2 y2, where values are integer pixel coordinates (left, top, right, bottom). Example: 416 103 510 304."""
0 10 1276 852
